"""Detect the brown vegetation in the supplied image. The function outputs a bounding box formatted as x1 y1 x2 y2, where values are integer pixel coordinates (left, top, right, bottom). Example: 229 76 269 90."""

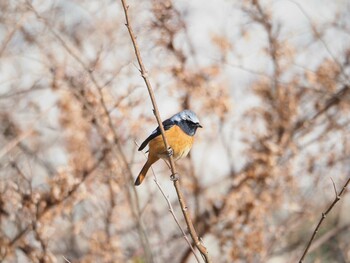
0 0 349 262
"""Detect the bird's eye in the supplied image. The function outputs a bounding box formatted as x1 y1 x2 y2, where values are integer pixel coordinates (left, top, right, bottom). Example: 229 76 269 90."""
185 120 194 126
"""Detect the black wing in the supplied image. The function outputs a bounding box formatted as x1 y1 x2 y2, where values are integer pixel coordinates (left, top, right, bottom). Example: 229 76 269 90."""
138 118 175 151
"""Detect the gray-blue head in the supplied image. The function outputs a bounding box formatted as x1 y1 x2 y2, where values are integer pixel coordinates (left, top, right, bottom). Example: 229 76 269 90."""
170 110 202 136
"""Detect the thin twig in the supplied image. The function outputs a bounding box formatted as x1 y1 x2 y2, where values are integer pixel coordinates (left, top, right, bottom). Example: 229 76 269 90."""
119 1 211 262
298 175 350 262
153 178 201 263
330 177 338 197
63 256 72 263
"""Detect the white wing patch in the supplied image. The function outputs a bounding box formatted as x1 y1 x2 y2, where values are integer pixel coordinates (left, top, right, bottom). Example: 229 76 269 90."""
151 128 158 135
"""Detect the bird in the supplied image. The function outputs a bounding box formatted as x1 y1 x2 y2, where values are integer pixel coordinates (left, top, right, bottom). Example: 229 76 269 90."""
135 110 202 185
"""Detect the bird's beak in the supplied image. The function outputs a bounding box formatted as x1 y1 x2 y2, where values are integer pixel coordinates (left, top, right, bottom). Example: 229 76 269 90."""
197 123 203 128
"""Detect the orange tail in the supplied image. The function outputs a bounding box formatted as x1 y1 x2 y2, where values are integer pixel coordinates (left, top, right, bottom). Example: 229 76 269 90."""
135 157 158 186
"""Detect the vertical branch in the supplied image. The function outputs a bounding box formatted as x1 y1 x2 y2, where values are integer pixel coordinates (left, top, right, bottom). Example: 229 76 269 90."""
299 175 350 262
119 1 212 262
120 0 176 172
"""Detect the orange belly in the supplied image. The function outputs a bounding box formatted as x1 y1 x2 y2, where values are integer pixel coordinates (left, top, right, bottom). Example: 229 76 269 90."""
148 125 194 161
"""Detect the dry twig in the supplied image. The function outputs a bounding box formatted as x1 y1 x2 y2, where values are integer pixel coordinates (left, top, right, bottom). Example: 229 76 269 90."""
299 176 350 262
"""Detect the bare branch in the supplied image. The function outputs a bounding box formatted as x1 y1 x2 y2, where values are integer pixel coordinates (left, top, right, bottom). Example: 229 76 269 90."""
119 0 212 261
299 175 350 262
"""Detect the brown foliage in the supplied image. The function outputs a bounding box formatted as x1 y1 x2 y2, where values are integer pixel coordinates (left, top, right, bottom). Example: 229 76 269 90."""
0 0 349 262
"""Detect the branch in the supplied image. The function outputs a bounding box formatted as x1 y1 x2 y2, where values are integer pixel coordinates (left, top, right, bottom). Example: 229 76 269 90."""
119 1 212 262
298 175 350 262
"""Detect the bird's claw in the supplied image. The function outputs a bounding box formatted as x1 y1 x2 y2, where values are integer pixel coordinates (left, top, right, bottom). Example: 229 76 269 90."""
170 173 179 181
166 147 173 157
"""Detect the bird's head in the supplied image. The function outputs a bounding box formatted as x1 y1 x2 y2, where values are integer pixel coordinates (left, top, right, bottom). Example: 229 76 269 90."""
171 110 202 136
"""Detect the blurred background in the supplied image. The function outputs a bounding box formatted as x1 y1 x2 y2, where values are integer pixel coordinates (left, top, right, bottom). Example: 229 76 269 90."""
0 0 350 262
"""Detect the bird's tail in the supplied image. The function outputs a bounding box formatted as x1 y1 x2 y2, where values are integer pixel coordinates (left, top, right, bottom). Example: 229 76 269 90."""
135 158 157 186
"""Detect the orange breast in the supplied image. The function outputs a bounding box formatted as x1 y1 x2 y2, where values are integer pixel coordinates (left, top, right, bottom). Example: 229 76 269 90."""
148 125 194 161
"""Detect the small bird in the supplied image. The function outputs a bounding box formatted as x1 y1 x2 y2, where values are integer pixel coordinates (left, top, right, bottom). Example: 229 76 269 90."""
135 110 202 185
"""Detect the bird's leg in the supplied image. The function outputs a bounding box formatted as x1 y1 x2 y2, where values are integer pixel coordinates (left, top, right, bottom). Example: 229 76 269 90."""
161 147 173 167
165 147 178 181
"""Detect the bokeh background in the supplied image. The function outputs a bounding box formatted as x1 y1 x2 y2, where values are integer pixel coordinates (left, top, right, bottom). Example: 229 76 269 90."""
1 0 350 262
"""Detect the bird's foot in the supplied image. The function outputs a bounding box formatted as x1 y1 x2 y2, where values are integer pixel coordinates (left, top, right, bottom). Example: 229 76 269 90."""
170 173 179 181
166 147 173 157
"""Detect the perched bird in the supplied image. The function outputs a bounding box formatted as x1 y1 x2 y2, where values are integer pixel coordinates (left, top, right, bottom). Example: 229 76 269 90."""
135 110 202 185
